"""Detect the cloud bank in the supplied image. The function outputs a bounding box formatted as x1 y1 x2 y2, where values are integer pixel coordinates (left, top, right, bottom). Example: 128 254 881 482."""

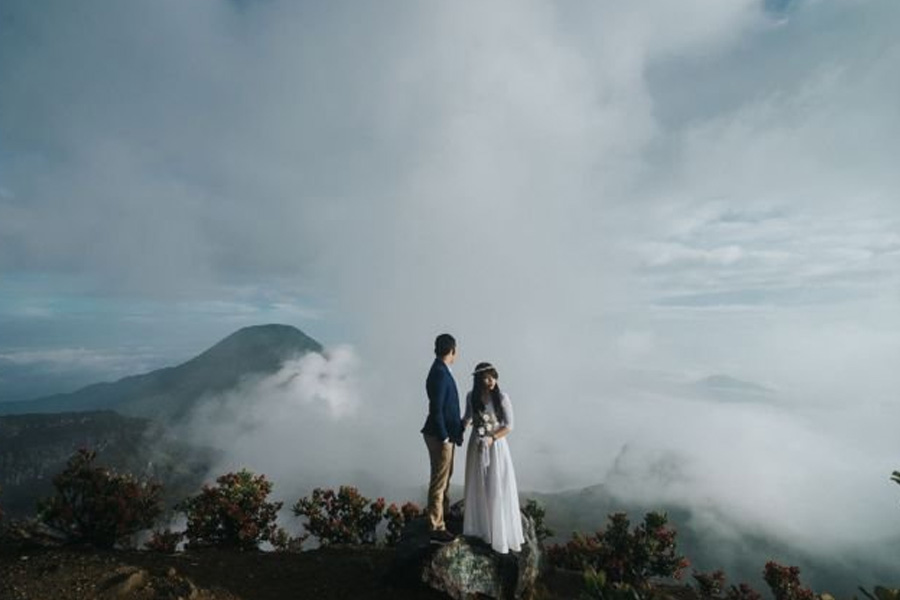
2 0 900 565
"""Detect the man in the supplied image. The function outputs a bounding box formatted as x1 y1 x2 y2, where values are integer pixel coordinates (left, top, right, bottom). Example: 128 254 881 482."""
421 333 464 541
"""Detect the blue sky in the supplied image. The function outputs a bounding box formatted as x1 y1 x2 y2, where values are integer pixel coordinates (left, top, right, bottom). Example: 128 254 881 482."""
1 0 900 558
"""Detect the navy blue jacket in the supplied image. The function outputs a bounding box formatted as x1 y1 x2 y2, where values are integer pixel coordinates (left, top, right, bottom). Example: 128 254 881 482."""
421 358 463 445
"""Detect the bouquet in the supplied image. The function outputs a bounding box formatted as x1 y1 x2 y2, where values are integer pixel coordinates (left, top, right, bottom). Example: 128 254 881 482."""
475 410 499 468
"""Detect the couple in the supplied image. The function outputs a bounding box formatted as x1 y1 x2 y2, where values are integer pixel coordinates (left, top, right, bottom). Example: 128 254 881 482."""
421 333 524 554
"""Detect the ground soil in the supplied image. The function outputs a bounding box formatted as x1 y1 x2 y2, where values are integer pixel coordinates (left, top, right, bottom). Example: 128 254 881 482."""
0 544 452 600
0 543 689 600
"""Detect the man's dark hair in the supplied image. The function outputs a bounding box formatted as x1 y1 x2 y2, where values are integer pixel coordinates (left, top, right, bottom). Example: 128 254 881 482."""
434 333 456 358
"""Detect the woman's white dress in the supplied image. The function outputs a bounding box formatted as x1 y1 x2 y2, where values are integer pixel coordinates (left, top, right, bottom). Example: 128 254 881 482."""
463 391 525 554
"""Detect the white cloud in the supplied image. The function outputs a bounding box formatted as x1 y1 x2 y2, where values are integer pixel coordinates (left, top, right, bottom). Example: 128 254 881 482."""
2 0 900 562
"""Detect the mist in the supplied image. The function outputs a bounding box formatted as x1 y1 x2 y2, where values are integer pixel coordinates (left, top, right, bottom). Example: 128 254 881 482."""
2 0 900 575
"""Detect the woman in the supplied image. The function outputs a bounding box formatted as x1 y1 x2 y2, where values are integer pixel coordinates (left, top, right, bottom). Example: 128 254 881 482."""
462 362 525 554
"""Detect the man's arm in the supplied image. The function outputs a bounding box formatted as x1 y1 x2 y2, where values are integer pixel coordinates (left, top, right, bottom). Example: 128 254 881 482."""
428 373 450 442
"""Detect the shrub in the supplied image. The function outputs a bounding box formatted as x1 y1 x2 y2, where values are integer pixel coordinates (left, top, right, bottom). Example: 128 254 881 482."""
37 448 163 548
547 511 689 588
694 570 727 599
270 526 304 552
145 528 184 553
692 569 762 600
385 501 422 546
292 486 386 546
178 469 283 550
763 562 815 600
726 583 764 600
522 498 554 543
583 567 645 600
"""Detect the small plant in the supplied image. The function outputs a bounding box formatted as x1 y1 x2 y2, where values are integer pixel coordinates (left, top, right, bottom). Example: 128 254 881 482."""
725 583 763 600
385 501 422 546
523 498 554 543
692 569 762 600
37 448 163 549
693 570 727 599
270 527 304 552
763 562 815 600
292 486 386 546
583 567 647 600
547 511 689 588
145 528 183 553
178 469 283 550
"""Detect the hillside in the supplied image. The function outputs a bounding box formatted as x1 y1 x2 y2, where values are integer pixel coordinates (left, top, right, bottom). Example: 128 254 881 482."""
0 410 217 518
532 483 900 597
0 324 322 421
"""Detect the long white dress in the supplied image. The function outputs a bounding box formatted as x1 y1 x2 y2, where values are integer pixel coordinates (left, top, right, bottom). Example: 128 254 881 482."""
462 391 525 554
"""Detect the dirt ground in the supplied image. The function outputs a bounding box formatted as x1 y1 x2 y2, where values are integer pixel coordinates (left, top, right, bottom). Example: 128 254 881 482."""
0 545 453 600
0 543 689 600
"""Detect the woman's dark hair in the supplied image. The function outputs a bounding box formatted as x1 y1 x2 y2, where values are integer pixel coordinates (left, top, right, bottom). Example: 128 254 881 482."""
471 362 505 424
434 333 456 358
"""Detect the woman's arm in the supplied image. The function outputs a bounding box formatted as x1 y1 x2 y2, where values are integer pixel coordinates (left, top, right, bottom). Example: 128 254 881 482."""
487 393 514 443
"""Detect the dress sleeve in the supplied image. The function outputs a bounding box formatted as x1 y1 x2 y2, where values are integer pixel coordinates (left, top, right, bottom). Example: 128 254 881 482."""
501 393 514 431
463 392 472 422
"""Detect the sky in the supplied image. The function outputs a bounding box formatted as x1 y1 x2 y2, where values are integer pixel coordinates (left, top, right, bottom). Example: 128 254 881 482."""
2 0 900 563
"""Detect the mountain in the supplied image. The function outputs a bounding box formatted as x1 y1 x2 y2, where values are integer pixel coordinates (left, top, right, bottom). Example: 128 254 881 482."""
0 410 217 518
0 324 323 421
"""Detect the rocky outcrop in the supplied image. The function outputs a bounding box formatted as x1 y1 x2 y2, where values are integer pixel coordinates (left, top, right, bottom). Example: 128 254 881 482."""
391 501 541 600
96 565 233 600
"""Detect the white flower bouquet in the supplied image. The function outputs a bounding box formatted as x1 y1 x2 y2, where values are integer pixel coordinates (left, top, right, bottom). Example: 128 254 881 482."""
475 410 499 468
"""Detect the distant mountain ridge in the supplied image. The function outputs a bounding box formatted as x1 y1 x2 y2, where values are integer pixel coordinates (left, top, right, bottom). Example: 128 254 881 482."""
0 324 323 420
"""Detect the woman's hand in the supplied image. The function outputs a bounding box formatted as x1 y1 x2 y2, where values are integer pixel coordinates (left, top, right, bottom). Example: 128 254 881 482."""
482 435 494 448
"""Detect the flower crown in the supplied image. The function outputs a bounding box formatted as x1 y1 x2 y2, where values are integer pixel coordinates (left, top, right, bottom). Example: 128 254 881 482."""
471 364 497 376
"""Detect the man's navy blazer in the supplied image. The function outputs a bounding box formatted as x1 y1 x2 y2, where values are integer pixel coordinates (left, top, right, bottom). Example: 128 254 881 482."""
421 358 463 445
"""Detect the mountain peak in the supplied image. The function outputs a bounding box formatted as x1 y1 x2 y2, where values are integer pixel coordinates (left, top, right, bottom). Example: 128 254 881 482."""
0 324 324 419
192 324 323 367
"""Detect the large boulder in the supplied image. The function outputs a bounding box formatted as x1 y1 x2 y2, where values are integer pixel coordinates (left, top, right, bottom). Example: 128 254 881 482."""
390 501 541 600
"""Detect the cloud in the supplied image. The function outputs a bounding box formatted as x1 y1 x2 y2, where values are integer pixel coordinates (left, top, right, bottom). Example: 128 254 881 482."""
174 345 423 507
2 0 900 564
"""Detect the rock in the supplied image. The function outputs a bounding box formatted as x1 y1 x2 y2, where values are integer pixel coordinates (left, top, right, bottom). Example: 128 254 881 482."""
391 501 541 600
98 566 149 598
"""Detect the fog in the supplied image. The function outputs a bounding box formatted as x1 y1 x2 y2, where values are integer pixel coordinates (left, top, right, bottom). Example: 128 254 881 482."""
2 0 900 568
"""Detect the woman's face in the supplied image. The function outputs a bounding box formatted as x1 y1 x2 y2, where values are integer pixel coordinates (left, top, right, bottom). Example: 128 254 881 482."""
481 373 497 391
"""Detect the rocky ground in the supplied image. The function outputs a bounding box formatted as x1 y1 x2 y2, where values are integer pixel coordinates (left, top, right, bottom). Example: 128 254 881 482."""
0 544 595 600
0 544 455 600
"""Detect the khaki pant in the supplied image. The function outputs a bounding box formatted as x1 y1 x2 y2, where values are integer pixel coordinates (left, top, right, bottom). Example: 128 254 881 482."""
424 434 454 532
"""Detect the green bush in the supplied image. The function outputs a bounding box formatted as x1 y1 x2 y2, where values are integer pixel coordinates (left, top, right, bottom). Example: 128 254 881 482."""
144 528 183 553
547 511 689 588
385 501 422 546
522 498 553 543
762 562 815 600
178 469 283 550
292 486 386 546
692 569 762 600
37 448 163 548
